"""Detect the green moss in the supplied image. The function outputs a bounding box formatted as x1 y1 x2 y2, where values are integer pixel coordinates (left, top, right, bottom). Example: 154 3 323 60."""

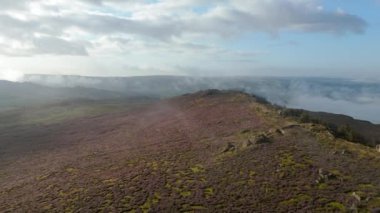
247 179 255 185
175 179 183 185
102 178 118 186
326 202 346 211
152 192 161 204
190 164 205 173
317 197 329 203
280 154 295 167
280 194 312 206
42 203 53 210
172 187 181 193
165 183 172 189
279 153 306 171
140 198 152 213
234 180 246 185
121 196 133 209
200 177 207 183
358 183 375 190
180 191 192 197
204 187 214 198
249 170 256 178
368 197 380 209
36 174 49 181
329 169 342 177
317 183 328 190
65 167 78 174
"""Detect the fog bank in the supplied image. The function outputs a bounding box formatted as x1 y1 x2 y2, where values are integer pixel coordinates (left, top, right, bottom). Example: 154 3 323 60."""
23 75 380 124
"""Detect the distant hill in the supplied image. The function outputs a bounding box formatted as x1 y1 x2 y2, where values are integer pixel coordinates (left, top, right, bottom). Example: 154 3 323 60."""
2 78 379 147
0 80 137 111
0 90 379 212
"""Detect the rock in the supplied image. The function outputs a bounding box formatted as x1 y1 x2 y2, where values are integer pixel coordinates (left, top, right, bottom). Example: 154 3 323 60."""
276 129 285 135
282 124 301 130
349 203 358 213
371 208 380 213
351 192 361 202
222 142 236 153
255 134 272 144
341 149 352 155
269 128 284 136
241 129 251 134
243 139 254 148
315 168 339 184
376 144 380 153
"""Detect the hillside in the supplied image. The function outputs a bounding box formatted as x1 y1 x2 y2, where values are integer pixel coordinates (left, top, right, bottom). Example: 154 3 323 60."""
307 112 380 146
0 80 133 111
0 90 379 212
281 108 380 147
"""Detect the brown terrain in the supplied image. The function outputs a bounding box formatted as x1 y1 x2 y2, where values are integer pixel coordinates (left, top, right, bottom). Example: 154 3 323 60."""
0 90 379 212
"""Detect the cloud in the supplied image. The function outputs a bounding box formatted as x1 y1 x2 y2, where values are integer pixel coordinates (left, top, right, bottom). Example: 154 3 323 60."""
0 0 367 57
32 36 89 55
0 69 24 82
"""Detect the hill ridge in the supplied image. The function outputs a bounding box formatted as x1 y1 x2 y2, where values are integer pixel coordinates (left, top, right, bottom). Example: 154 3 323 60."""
0 90 379 212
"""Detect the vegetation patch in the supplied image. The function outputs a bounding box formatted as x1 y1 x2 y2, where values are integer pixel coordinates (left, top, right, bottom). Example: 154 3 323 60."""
278 153 306 173
326 201 346 211
102 178 118 186
280 194 311 207
180 191 192 197
140 197 152 213
190 164 205 174
204 187 214 198
65 167 78 174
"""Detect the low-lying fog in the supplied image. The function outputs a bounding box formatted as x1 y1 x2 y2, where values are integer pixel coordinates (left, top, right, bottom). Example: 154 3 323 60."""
22 75 380 124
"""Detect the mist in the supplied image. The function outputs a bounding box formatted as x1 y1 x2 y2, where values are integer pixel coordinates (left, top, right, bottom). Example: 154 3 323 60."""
0 70 24 82
21 75 380 124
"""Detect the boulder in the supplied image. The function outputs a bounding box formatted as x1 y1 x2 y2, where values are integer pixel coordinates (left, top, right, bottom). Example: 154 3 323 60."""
282 124 301 130
351 192 361 202
243 139 254 148
222 142 236 153
275 128 285 135
255 134 272 144
315 168 339 184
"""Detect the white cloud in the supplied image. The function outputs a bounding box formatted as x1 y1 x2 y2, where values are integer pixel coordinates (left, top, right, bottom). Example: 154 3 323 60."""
0 0 371 78
0 0 367 57
0 69 24 82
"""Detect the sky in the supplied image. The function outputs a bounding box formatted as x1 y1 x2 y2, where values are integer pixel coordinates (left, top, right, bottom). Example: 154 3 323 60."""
0 0 379 79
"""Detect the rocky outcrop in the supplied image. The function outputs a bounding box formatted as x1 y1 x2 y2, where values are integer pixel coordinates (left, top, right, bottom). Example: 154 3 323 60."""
315 168 339 184
254 134 272 144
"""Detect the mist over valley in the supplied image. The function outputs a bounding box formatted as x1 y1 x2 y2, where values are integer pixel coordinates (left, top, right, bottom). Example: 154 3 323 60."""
15 75 380 124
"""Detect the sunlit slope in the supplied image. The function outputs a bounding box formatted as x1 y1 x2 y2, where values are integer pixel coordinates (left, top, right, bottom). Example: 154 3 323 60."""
0 90 379 212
